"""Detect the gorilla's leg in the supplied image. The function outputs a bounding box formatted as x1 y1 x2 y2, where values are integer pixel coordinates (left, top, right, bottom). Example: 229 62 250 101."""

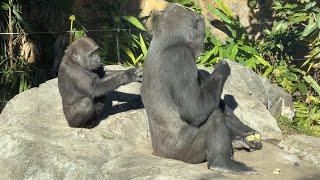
206 108 257 174
220 101 262 150
198 69 261 150
219 100 255 135
171 108 257 174
64 97 94 128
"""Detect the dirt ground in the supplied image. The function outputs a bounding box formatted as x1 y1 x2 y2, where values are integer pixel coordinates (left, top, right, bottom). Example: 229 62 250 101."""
223 142 320 180
136 140 320 180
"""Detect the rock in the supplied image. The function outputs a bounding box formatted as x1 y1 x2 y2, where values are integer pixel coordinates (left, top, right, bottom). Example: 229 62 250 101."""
0 65 149 179
0 65 226 179
222 84 282 140
199 60 284 140
0 84 147 179
225 60 294 120
260 78 295 119
279 134 320 168
1 64 319 179
101 151 224 179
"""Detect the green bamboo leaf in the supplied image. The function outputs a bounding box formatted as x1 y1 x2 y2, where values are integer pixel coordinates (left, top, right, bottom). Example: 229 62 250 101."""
224 44 233 58
120 45 136 62
275 21 283 31
208 6 232 24
295 113 309 118
225 24 236 38
298 83 308 94
215 0 233 17
283 3 297 9
305 2 316 10
139 34 147 56
302 17 317 37
200 48 216 64
254 55 272 67
244 58 256 70
230 44 238 60
122 16 146 31
218 47 224 58
316 13 320 29
307 62 314 73
1 3 9 10
12 5 25 25
19 74 25 93
213 43 220 55
304 75 320 96
307 47 320 58
262 67 273 77
301 58 311 67
239 45 258 54
134 54 144 65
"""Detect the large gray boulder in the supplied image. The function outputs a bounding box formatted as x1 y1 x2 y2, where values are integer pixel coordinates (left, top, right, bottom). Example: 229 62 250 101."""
225 60 295 120
199 60 284 140
0 78 148 179
0 65 225 179
222 84 282 140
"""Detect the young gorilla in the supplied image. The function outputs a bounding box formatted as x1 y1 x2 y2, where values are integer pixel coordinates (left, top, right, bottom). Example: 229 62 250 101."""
141 4 261 174
58 37 142 128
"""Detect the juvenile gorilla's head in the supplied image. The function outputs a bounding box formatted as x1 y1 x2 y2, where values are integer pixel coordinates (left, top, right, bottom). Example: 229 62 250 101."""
153 4 205 57
65 37 101 71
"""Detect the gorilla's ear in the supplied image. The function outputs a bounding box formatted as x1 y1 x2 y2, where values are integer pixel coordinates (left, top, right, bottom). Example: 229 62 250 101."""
72 51 80 62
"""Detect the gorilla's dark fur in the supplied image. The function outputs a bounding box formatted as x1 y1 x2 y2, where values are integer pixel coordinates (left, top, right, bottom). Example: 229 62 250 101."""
141 4 261 174
58 37 142 128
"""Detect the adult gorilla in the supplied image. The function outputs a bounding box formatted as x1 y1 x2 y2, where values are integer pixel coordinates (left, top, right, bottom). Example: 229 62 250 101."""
58 37 142 128
141 4 261 174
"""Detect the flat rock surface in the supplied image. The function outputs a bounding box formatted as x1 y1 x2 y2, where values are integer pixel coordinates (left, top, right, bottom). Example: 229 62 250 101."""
279 134 320 168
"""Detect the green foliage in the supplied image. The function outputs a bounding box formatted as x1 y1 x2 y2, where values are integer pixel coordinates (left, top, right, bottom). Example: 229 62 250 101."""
122 16 146 31
203 0 320 135
121 33 148 67
0 0 32 100
68 15 87 43
256 0 320 134
198 0 272 77
293 99 320 136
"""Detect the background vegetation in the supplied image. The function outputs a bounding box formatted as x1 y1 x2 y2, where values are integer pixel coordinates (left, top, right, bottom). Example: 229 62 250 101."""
0 0 319 135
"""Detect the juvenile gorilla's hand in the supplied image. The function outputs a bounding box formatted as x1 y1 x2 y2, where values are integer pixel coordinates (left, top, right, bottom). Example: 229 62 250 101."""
125 68 143 83
134 68 143 82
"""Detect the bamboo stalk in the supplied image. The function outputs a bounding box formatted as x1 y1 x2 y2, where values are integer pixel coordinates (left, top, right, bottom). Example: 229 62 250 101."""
8 0 14 68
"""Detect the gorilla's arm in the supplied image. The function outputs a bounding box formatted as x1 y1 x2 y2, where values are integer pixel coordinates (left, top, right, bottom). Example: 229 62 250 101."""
162 45 230 127
94 68 142 97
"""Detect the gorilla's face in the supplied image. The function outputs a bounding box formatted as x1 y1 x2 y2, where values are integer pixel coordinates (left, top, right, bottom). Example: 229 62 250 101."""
82 48 101 71
71 37 101 71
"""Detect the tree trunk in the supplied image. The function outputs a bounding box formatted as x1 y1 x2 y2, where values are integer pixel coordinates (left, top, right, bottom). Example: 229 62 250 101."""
8 0 14 68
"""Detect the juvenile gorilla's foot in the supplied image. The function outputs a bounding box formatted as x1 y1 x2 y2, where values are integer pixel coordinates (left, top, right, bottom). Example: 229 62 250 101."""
208 158 258 175
232 133 262 151
213 60 231 77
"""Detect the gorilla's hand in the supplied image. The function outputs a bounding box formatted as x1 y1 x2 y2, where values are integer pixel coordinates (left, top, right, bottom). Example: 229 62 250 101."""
134 68 143 82
124 68 143 83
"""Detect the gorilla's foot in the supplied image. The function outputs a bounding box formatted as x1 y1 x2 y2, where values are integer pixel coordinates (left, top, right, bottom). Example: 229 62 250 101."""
232 133 262 151
208 159 258 175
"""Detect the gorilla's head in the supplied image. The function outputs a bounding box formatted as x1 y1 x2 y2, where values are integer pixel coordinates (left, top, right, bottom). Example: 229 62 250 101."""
153 4 205 57
65 37 101 71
